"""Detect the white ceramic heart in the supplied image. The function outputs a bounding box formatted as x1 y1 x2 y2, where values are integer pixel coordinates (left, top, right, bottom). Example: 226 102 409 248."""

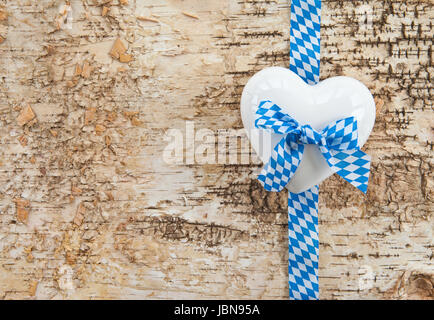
241 67 375 194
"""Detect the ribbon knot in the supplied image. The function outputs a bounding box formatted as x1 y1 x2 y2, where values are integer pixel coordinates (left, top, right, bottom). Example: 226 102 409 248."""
297 124 326 146
255 100 371 193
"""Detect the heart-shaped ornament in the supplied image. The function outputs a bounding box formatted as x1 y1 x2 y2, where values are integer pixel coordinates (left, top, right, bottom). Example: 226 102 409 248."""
241 67 376 194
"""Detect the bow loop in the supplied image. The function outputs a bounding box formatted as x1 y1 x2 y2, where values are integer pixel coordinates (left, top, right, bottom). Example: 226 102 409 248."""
255 101 371 194
255 101 300 135
321 117 359 150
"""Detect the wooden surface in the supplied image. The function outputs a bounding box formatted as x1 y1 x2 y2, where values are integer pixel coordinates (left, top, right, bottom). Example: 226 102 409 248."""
0 0 432 299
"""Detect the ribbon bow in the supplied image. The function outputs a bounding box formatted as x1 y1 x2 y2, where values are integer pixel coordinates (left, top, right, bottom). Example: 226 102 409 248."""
255 100 371 193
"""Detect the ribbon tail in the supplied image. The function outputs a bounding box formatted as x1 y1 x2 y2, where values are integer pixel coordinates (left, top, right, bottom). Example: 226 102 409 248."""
288 185 319 300
321 148 371 194
257 136 304 192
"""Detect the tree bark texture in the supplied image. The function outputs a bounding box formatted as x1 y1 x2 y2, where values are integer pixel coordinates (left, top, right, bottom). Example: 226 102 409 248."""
0 0 432 299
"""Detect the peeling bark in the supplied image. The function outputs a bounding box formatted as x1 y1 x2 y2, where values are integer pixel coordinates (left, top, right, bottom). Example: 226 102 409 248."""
0 0 432 299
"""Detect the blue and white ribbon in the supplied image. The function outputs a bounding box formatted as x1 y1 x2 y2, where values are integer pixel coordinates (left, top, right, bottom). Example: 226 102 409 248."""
287 0 322 299
290 0 322 85
255 102 371 194
288 185 319 300
255 102 371 300
254 0 371 300
289 0 321 300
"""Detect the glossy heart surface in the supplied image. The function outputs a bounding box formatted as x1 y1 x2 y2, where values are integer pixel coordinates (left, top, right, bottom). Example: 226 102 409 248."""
241 67 375 193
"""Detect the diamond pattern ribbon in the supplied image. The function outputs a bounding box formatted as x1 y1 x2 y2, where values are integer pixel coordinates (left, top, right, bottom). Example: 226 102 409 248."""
288 185 319 300
287 0 321 300
290 0 322 85
255 101 371 300
250 0 371 299
255 101 371 194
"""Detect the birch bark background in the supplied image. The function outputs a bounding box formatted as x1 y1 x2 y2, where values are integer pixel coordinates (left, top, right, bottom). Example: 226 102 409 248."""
0 0 432 299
